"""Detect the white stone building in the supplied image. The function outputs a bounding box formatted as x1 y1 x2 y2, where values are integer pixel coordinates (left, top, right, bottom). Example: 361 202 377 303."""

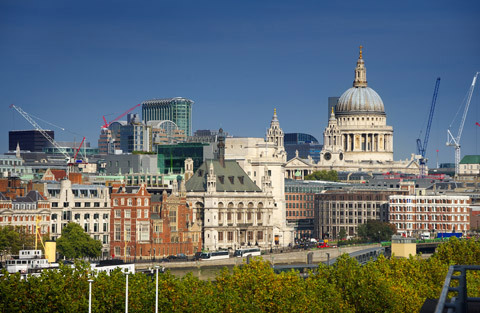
285 47 421 177
224 110 294 246
43 179 111 257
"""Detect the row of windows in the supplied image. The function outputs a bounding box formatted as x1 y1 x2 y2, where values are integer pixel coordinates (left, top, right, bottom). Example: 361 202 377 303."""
285 194 314 201
52 202 105 208
52 212 109 221
287 202 313 209
390 198 467 204
114 209 149 219
113 198 149 207
287 211 313 217
390 206 468 213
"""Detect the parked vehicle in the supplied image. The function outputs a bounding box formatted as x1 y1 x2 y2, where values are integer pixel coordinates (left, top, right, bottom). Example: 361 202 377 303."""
233 248 261 257
199 250 229 260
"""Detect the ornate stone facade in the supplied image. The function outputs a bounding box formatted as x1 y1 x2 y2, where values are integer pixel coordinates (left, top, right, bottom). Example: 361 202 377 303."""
286 47 421 176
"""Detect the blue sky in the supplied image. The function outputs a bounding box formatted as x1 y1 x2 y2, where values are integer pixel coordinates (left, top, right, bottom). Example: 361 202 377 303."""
1 0 479 165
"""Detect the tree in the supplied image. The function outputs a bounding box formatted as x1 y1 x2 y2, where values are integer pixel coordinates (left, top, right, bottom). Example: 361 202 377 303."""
338 228 347 240
304 170 338 182
357 220 396 242
56 223 102 259
0 226 35 256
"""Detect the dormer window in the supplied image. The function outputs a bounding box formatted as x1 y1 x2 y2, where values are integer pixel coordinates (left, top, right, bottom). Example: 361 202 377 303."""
228 176 234 184
238 176 244 184
219 176 224 184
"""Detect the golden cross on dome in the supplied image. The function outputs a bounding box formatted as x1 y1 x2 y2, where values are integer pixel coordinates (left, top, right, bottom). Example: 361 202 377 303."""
274 108 277 115
359 45 363 59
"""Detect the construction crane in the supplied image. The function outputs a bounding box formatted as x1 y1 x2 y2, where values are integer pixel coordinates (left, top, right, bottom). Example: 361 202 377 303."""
446 71 480 177
416 77 441 177
101 103 141 129
10 104 71 163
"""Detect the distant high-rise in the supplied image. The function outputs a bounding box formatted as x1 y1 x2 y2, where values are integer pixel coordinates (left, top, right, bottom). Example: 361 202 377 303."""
142 97 193 136
9 130 53 152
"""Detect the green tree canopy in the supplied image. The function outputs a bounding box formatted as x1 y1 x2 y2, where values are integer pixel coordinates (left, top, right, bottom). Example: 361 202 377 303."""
56 223 102 259
304 170 338 181
357 220 396 242
0 226 35 255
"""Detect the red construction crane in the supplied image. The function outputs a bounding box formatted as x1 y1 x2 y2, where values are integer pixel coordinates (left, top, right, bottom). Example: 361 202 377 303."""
476 122 480 127
101 103 141 128
73 137 86 162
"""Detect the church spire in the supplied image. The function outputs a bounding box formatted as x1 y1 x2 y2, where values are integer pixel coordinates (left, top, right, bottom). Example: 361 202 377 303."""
353 45 367 88
267 108 284 147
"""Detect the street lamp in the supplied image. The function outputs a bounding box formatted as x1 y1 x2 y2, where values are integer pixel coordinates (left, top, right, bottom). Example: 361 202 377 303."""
125 273 129 313
88 279 93 313
155 265 159 313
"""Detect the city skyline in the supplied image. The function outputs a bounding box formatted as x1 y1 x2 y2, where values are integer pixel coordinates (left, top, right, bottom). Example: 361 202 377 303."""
1 0 480 165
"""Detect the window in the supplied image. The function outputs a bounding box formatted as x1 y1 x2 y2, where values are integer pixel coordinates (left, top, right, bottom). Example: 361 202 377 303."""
115 210 121 218
103 235 108 244
74 213 80 220
124 224 131 241
144 209 149 218
85 202 90 207
114 199 118 206
127 199 132 206
94 202 100 207
257 231 263 241
103 222 108 232
218 232 224 241
84 213 90 220
137 199 141 206
137 209 142 218
138 223 149 241
114 246 120 256
145 199 149 206
94 213 99 220
125 210 131 218
227 231 234 241
114 224 121 241
52 202 58 208
84 223 89 232
237 212 242 221
75 202 81 208
94 223 98 232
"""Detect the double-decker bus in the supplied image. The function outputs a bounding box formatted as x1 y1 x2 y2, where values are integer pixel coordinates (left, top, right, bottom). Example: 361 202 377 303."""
233 248 261 257
199 250 230 260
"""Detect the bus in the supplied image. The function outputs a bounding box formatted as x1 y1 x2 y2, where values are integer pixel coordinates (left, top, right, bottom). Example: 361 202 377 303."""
233 248 261 258
199 250 230 260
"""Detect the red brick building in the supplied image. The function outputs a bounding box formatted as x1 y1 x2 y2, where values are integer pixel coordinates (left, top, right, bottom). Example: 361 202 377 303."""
109 182 202 260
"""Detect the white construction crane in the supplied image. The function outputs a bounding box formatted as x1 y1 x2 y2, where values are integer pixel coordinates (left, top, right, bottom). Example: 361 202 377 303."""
10 104 72 164
446 72 480 176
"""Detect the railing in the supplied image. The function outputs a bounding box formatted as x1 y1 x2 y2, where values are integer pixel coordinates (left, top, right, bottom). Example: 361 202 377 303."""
435 265 480 313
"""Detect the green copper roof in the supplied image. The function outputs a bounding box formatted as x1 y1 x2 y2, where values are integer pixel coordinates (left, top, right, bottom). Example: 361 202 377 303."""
460 155 480 164
185 159 262 193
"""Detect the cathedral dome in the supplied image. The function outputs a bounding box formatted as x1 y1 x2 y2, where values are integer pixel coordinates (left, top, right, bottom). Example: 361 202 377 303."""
335 46 385 116
336 86 385 116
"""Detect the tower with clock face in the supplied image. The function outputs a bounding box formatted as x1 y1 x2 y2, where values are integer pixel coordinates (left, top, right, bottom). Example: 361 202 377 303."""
319 108 345 166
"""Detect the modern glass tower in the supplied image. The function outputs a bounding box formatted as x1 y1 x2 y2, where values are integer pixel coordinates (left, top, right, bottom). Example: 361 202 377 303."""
142 97 193 136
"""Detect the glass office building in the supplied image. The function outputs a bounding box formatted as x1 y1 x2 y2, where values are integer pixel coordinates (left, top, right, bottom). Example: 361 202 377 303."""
142 97 193 136
284 133 323 162
156 142 211 174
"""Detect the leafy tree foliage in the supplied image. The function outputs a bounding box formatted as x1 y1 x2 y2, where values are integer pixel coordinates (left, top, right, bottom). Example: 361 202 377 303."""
0 226 35 255
56 223 102 259
357 220 396 242
1 238 479 312
304 170 338 181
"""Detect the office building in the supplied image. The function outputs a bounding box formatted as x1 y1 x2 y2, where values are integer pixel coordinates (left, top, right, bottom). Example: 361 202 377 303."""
142 97 194 136
9 130 54 152
284 133 323 162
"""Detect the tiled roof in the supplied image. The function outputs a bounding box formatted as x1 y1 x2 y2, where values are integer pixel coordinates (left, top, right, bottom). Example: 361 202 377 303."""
460 155 480 164
185 159 262 193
